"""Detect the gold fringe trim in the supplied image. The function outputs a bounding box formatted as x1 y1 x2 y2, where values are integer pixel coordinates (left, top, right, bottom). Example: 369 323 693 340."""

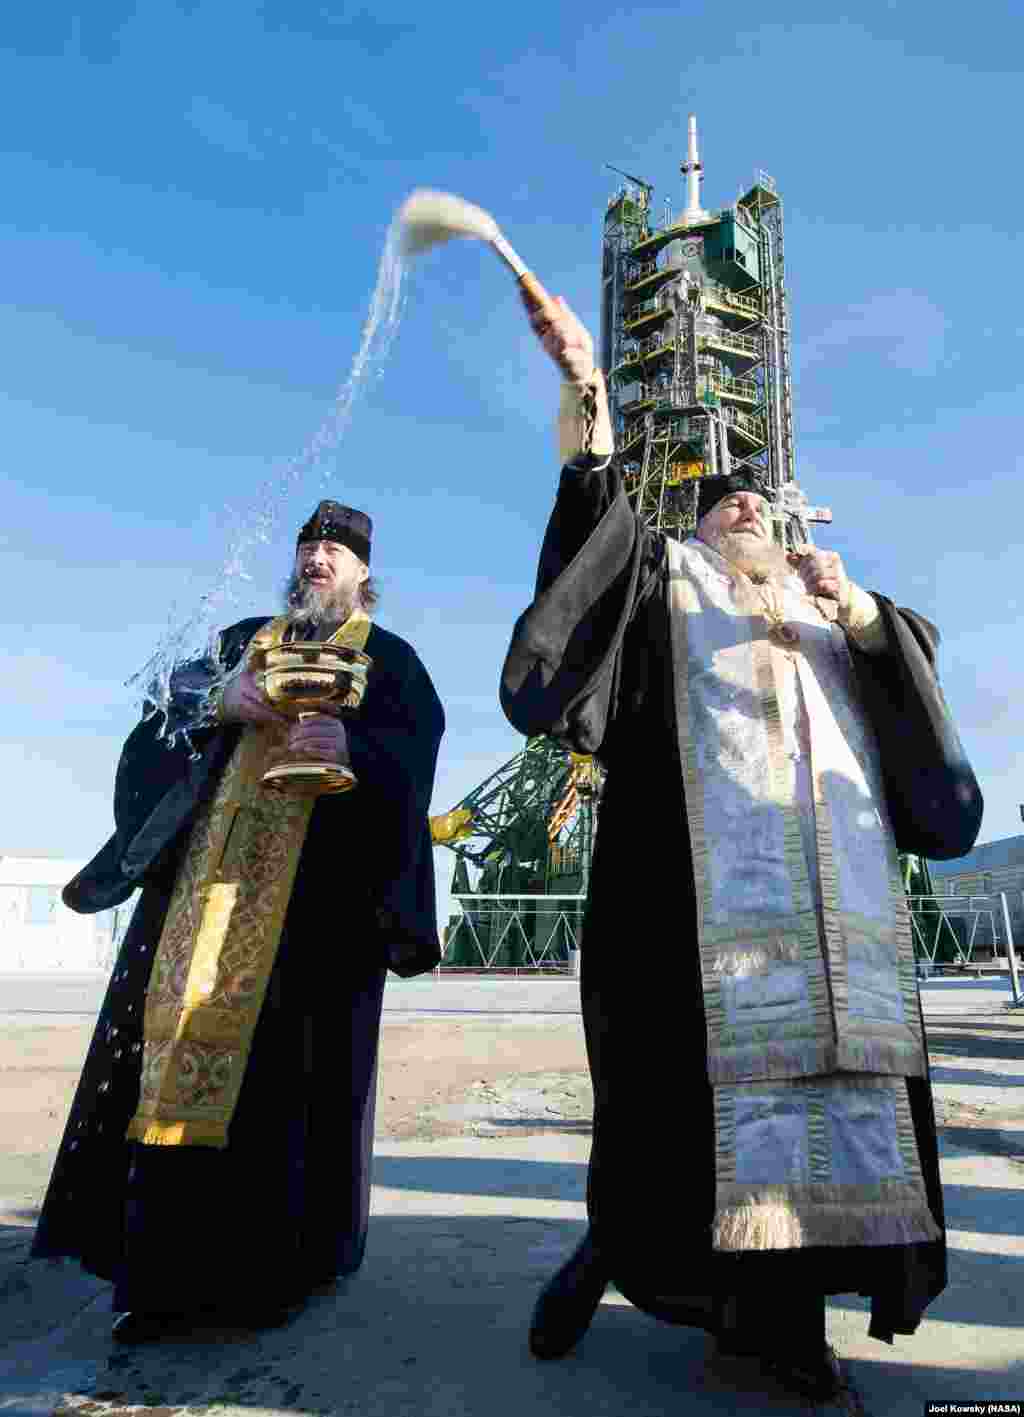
126 1118 231 1149
712 1190 941 1252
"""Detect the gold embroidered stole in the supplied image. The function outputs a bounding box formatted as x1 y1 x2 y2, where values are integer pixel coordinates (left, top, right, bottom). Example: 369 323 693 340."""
127 609 372 1149
665 539 938 1252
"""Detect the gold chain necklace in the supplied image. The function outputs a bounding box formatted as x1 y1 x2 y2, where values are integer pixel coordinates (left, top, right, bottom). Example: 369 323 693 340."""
748 573 800 647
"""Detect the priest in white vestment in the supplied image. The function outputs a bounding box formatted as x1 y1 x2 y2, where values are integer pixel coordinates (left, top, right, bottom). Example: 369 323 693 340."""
500 293 982 1403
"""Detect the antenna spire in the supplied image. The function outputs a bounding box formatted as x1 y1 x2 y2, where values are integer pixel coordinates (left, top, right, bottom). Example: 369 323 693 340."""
680 114 709 225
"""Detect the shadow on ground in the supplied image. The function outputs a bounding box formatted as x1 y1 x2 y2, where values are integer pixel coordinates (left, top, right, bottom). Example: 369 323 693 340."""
13 1206 1022 1417
925 1025 1024 1061
929 1063 1024 1090
2 1132 1022 1417
939 1125 1024 1160
372 1151 587 1200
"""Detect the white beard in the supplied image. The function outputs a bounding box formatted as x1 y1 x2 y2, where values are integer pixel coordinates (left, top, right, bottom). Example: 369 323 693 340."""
283 572 356 627
714 531 792 584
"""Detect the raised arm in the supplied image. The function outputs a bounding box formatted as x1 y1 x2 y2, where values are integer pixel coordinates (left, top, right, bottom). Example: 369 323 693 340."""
500 295 661 754
845 598 983 859
521 289 617 582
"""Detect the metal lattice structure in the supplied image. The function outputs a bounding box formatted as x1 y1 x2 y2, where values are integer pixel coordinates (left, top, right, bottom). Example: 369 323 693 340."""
602 117 824 546
431 738 595 886
431 738 596 969
443 894 586 972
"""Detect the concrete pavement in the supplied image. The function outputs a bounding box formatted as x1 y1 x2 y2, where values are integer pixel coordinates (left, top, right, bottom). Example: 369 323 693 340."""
5 968 1021 1020
0 974 1021 1416
0 973 589 1020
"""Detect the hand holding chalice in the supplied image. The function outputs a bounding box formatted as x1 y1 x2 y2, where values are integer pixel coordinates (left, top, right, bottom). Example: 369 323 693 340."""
238 641 373 795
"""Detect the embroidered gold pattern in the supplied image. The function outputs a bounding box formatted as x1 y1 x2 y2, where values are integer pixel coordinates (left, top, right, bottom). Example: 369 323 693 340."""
127 610 372 1149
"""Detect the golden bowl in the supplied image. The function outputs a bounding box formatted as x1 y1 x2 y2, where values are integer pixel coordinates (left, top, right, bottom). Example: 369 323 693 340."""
251 642 372 717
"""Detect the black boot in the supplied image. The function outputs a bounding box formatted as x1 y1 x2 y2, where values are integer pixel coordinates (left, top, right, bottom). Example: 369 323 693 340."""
716 1291 844 1402
761 1343 847 1403
528 1230 608 1360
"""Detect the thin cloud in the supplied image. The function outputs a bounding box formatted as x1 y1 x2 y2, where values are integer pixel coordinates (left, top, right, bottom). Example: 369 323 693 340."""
798 289 950 377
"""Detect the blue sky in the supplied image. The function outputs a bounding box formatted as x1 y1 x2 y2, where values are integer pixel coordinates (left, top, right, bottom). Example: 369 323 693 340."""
2 2 1021 910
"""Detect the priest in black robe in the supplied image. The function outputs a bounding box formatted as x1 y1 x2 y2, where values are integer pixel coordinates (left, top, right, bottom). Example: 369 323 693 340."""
500 297 982 1401
33 501 444 1344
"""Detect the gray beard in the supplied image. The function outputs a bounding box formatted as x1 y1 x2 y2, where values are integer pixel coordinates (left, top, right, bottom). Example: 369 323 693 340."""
283 571 356 627
714 531 791 584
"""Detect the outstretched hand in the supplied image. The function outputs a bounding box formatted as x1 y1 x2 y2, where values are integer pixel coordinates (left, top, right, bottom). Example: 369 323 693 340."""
521 290 596 384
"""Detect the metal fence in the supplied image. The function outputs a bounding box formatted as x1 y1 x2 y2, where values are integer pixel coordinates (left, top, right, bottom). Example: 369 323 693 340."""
439 891 1024 1002
441 895 585 973
908 892 1022 1004
907 893 1012 961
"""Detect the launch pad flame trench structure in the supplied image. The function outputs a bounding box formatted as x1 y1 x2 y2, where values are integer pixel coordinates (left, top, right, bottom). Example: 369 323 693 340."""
433 118 837 970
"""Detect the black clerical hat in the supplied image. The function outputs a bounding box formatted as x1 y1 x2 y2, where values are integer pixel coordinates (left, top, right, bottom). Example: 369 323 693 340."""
297 501 372 563
696 471 770 523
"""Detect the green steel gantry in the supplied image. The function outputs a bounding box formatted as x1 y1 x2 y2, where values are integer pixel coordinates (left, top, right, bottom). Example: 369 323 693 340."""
431 739 597 968
602 116 818 544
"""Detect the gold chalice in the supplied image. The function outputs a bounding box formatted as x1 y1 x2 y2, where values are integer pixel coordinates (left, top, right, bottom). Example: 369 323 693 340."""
248 641 373 795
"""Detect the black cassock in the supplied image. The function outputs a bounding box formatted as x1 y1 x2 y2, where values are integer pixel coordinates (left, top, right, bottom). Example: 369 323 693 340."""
33 617 444 1319
500 458 983 1344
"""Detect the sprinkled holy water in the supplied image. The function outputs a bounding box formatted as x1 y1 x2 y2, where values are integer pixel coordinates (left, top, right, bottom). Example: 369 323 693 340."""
127 209 408 754
129 186 535 757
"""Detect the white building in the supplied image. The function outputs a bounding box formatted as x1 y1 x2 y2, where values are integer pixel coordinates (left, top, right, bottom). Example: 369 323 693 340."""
0 854 135 973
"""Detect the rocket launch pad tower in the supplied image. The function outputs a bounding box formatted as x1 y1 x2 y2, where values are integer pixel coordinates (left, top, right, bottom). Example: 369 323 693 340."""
603 116 825 543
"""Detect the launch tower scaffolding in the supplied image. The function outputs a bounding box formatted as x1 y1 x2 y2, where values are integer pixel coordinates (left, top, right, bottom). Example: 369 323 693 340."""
602 118 809 543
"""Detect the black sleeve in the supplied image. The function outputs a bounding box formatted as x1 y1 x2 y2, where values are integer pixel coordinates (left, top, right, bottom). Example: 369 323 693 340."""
534 456 619 593
63 620 265 913
342 639 446 977
500 457 662 755
346 643 444 815
112 619 269 879
849 595 983 860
